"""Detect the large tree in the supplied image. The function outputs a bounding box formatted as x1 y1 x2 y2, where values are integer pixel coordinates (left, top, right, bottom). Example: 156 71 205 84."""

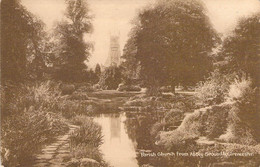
1 0 45 82
125 0 219 93
54 0 93 82
221 12 260 86
121 20 141 83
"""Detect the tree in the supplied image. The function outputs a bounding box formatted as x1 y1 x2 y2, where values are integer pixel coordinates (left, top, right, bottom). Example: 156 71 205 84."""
99 66 123 90
1 0 45 82
95 63 101 77
54 0 93 82
126 0 219 93
121 20 141 83
221 12 260 86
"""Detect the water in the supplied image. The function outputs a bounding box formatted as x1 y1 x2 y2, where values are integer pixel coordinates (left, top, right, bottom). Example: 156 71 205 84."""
94 113 139 167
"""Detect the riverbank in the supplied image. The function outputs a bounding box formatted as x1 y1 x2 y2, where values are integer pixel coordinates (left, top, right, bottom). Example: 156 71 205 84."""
2 80 259 167
119 89 260 167
1 81 110 167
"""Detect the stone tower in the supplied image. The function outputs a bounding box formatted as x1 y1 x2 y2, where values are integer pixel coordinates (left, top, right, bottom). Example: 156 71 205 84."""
105 35 121 67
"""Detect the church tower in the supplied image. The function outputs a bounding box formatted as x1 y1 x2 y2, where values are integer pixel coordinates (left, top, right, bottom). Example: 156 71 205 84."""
105 34 121 67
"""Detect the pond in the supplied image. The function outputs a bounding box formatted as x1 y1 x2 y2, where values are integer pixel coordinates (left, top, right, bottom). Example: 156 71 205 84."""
93 113 139 167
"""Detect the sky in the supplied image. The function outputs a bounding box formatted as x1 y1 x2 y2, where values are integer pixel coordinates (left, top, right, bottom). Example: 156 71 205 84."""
21 0 260 67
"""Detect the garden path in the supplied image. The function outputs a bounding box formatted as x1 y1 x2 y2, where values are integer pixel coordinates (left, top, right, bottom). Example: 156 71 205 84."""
32 125 79 167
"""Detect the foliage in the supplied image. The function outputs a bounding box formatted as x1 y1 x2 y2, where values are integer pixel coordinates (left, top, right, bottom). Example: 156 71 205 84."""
69 117 105 165
71 115 91 125
222 77 260 145
164 109 184 127
54 0 93 82
58 99 93 118
121 24 141 81
95 64 101 77
203 105 229 139
150 122 166 137
70 118 103 148
69 144 103 163
220 12 260 85
2 81 61 117
86 69 99 84
1 81 69 166
99 66 123 90
125 0 219 91
195 70 235 105
1 0 46 82
158 129 198 151
158 104 229 148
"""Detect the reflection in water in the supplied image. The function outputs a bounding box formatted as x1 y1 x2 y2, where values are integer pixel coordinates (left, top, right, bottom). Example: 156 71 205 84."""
110 116 121 139
94 113 138 167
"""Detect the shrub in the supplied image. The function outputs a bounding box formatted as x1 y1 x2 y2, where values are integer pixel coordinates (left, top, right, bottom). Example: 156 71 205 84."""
164 109 184 127
58 100 93 118
60 84 75 95
158 130 198 151
69 144 103 163
150 122 166 137
195 70 235 105
222 77 260 145
1 81 69 166
1 107 68 166
68 117 106 166
71 115 91 126
99 66 123 90
204 105 229 139
70 118 103 148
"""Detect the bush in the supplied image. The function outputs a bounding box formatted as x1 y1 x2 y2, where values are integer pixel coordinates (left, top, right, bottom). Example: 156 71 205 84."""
1 81 69 166
221 77 260 145
164 109 184 127
71 115 91 126
195 70 235 105
68 117 106 166
150 122 166 137
69 144 103 163
204 105 229 139
158 130 198 151
70 118 103 148
58 100 93 118
60 83 75 95
99 66 123 90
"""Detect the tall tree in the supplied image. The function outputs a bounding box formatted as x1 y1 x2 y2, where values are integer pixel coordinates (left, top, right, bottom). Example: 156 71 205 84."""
54 0 93 82
1 0 45 82
221 12 260 85
121 22 141 83
126 0 219 93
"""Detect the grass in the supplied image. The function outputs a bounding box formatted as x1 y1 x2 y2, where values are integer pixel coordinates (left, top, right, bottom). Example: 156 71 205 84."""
1 81 69 166
67 115 109 167
1 81 103 166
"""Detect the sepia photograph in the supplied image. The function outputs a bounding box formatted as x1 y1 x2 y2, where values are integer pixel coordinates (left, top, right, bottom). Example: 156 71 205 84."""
1 0 260 166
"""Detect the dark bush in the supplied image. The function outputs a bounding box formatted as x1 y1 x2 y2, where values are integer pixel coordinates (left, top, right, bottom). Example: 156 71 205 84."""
70 118 103 148
99 66 123 90
60 84 75 95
